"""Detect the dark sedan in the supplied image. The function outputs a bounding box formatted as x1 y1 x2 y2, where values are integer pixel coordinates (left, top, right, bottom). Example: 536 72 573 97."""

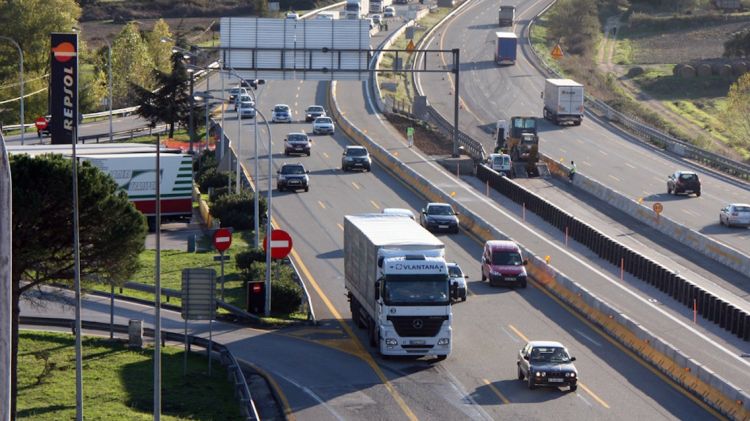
517 341 578 392
420 202 459 234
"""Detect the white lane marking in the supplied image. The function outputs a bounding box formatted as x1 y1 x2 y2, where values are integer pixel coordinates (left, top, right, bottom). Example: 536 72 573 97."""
500 326 520 343
625 163 636 169
608 174 620 182
443 368 494 421
274 371 347 421
577 394 593 407
599 150 608 156
574 329 602 347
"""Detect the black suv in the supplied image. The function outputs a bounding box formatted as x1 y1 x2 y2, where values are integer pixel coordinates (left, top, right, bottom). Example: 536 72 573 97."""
341 145 371 171
284 133 311 156
277 163 310 192
667 170 701 197
304 105 326 122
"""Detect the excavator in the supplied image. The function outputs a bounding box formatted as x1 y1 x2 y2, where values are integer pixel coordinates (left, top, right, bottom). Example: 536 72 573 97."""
493 116 541 177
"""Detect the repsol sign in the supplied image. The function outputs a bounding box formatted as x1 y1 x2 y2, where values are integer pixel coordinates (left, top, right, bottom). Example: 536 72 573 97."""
392 263 443 270
49 33 78 144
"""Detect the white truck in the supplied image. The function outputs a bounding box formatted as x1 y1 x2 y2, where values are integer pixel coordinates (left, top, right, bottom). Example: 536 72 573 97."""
316 10 340 20
542 78 585 126
370 0 392 13
344 214 453 360
345 0 369 19
78 153 194 229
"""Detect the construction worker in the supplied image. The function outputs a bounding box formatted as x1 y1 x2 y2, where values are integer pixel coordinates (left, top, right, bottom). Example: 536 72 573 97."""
569 161 577 181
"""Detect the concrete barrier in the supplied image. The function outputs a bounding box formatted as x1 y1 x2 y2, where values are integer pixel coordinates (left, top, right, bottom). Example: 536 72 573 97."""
328 82 750 421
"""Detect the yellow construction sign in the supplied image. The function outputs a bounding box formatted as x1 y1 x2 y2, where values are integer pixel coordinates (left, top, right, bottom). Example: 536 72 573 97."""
406 40 416 53
551 44 564 60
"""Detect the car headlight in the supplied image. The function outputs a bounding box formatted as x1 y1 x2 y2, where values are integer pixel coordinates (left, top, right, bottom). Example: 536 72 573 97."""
490 270 501 276
437 338 450 345
567 372 576 378
535 371 541 377
385 338 397 346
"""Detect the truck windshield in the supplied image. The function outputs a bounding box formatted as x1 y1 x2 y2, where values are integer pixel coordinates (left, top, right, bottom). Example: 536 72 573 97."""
345 4 359 11
384 275 449 305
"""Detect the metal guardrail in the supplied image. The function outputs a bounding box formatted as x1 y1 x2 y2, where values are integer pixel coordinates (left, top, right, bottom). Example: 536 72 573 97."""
20 316 261 420
77 124 169 144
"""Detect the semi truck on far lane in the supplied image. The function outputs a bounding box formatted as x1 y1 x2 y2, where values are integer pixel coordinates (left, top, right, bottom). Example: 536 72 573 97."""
344 214 453 360
495 32 517 65
345 0 370 19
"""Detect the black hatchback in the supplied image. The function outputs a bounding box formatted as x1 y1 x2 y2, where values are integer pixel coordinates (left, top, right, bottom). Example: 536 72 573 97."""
667 170 701 197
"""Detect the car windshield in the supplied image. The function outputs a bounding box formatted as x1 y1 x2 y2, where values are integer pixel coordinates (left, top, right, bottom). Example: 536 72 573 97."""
308 106 324 112
448 266 463 278
491 250 522 266
346 148 367 157
239 102 253 108
734 206 750 212
238 95 252 102
275 106 289 112
492 156 508 166
530 346 571 363
316 118 332 124
281 165 305 175
384 275 449 305
679 173 697 181
427 205 453 215
288 134 308 142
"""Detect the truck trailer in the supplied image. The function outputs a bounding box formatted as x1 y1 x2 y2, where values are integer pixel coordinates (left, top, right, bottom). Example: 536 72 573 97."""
344 214 453 359
370 0 392 13
542 78 585 126
498 5 515 26
495 32 518 65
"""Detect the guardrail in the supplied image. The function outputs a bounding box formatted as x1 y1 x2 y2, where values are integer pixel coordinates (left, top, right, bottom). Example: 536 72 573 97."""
20 316 261 420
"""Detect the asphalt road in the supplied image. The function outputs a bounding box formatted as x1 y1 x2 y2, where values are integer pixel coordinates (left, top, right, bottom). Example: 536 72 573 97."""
416 0 750 261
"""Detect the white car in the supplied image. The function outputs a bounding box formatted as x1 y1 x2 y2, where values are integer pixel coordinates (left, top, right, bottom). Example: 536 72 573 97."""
487 153 514 178
312 116 335 135
286 12 300 20
228 86 248 102
384 6 396 17
447 262 468 302
719 203 750 227
234 94 254 111
271 104 292 123
237 100 256 119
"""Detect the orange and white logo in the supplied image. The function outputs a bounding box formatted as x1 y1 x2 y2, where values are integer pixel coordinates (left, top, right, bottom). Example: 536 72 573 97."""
52 42 76 63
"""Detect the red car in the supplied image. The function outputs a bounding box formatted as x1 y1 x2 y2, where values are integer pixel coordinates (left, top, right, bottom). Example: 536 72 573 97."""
481 240 528 288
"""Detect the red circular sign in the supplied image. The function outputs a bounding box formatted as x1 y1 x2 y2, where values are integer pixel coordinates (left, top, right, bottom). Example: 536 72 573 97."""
263 229 293 260
213 228 232 252
35 116 48 130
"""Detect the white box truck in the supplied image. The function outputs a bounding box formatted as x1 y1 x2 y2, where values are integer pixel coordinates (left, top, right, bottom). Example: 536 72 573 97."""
345 0 369 19
344 214 452 360
542 78 584 126
370 0 392 13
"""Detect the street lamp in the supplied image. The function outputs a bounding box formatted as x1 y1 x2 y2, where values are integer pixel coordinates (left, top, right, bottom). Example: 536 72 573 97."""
0 36 24 145
92 38 113 143
193 92 216 153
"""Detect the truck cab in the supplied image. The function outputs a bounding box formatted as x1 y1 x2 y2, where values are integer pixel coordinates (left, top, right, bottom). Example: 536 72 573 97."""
498 5 515 26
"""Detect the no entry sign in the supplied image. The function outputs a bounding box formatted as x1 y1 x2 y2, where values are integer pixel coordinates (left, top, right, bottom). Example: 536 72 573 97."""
35 116 48 130
263 229 293 259
213 228 232 253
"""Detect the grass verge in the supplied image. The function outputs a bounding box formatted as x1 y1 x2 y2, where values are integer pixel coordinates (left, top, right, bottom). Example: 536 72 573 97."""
17 331 242 420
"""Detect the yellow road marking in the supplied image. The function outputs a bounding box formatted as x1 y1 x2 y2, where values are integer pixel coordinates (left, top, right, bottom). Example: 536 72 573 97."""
322 152 330 159
508 324 528 342
370 200 380 210
608 174 620 182
318 200 326 209
482 378 510 404
528 277 723 418
352 181 361 190
578 381 610 409
337 223 344 231
280 217 418 421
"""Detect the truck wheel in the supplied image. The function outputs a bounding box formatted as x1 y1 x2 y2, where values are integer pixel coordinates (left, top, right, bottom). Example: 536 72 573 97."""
368 321 377 347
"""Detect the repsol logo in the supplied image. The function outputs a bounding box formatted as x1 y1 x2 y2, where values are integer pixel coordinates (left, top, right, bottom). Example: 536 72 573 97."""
62 67 75 131
393 263 443 270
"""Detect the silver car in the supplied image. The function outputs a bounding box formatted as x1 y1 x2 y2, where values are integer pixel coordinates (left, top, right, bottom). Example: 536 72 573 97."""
719 203 750 227
312 116 335 135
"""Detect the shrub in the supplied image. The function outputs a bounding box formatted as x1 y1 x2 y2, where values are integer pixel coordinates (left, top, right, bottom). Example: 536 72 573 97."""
244 261 303 314
198 168 230 193
194 150 218 180
209 186 231 202
235 247 266 273
210 191 267 230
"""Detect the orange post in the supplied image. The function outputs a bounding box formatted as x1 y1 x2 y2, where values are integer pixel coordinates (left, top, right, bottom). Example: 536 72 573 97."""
693 299 697 324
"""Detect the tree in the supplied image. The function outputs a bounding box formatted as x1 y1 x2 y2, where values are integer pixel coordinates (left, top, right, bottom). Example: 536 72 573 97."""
111 22 156 107
146 19 175 74
9 153 146 417
546 0 600 57
133 52 195 138
721 73 750 151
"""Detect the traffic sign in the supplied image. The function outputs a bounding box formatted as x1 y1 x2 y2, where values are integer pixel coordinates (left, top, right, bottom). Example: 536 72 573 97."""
551 44 564 60
652 202 663 215
35 116 48 130
263 229 293 260
213 228 232 252
406 40 416 53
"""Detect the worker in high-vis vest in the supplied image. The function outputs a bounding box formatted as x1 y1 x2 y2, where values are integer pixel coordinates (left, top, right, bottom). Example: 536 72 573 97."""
569 161 577 181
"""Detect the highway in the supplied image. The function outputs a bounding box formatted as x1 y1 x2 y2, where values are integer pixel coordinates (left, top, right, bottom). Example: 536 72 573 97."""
209 16 720 419
11 4 744 419
416 0 750 260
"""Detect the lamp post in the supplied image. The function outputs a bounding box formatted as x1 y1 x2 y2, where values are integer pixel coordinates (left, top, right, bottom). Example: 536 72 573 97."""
193 92 216 153
0 36 24 145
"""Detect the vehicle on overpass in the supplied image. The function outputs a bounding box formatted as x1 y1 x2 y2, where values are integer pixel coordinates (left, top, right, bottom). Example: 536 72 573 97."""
486 153 514 178
517 341 578 391
667 170 701 197
316 11 340 20
719 203 750 227
496 117 540 177
345 0 369 19
542 78 584 126
344 214 452 360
